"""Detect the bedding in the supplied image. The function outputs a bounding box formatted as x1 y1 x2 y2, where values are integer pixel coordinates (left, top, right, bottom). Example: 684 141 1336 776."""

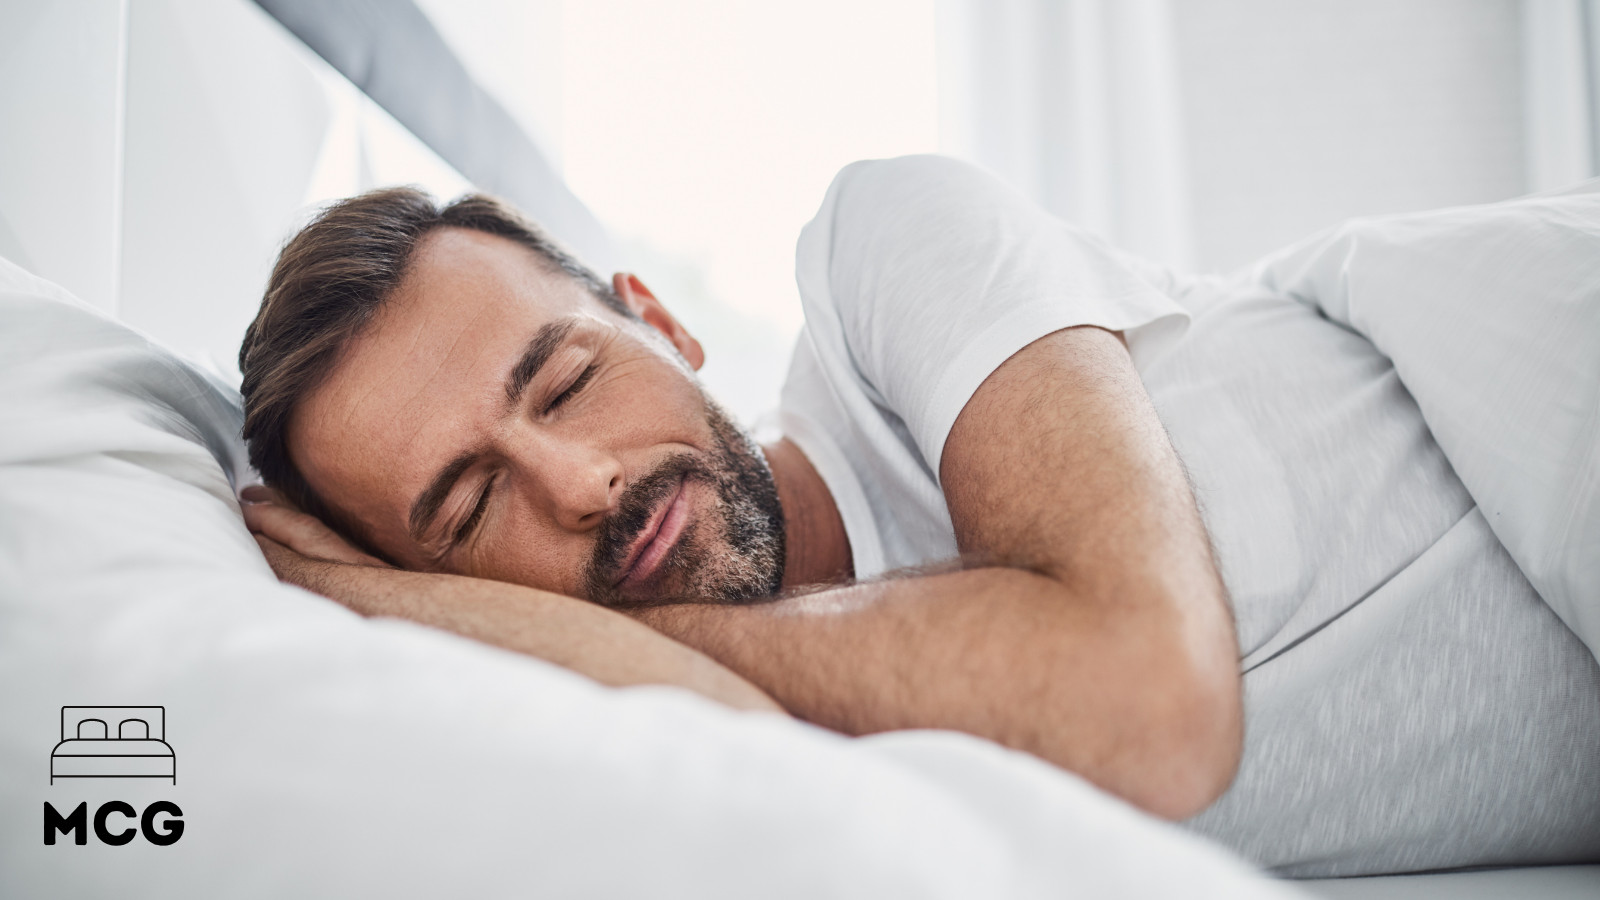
1132 181 1600 874
1252 177 1600 662
0 255 1297 896
1157 179 1600 875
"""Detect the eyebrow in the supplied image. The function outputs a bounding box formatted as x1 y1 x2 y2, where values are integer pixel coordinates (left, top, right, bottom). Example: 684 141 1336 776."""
506 318 577 406
407 318 578 544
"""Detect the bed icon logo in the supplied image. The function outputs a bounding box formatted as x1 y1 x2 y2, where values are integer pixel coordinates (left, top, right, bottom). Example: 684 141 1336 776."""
50 706 176 785
46 706 184 846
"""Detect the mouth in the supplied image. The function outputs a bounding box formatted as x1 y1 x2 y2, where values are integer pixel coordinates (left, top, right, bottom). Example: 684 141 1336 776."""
613 476 691 588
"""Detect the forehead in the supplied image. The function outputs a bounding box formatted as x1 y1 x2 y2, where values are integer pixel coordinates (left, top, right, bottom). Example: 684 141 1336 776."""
288 226 605 542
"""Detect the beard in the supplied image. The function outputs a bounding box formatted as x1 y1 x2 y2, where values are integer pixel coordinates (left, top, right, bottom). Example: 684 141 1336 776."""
581 395 785 608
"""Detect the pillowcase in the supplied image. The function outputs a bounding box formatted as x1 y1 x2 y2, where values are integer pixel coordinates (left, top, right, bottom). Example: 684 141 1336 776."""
0 256 1290 898
1251 178 1600 662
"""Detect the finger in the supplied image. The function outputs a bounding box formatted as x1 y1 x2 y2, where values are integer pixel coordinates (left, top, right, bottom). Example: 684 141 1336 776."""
241 496 324 542
244 500 343 557
240 483 306 515
240 498 290 535
243 498 388 568
240 483 276 504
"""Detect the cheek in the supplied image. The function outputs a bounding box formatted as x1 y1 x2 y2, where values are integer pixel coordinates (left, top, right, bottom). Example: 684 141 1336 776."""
449 355 715 597
457 496 585 596
601 358 710 443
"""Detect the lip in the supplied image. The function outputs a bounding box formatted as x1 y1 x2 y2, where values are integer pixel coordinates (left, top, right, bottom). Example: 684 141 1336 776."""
614 478 690 587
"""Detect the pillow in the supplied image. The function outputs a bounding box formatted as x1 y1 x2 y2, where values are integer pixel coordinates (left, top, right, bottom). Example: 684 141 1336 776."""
1252 179 1600 662
0 256 1292 898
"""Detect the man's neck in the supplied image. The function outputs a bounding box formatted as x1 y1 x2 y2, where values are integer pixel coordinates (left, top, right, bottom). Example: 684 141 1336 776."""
762 437 853 589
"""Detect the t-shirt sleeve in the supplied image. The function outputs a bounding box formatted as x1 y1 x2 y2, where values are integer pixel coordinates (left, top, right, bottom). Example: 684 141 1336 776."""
793 154 1190 482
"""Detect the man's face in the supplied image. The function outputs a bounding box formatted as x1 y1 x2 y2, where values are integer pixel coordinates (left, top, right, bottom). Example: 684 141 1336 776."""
289 227 784 606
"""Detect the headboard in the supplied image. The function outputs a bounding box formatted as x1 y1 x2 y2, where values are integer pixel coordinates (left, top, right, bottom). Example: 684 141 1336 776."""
61 706 166 742
0 0 612 381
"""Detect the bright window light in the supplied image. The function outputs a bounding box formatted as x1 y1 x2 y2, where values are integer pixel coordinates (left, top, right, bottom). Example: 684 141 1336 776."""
560 0 940 423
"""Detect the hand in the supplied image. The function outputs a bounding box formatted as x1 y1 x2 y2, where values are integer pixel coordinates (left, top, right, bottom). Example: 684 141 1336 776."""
239 485 784 713
239 484 391 573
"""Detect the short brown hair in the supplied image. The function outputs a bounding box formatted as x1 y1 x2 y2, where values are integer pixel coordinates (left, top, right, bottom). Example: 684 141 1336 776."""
238 187 629 553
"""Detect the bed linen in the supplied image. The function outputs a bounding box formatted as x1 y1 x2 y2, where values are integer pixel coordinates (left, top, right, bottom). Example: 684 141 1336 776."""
1252 178 1600 664
0 256 1296 896
1149 179 1600 875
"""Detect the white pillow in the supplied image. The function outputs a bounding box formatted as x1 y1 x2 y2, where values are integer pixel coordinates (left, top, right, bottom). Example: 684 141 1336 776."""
1252 179 1600 662
0 257 1293 898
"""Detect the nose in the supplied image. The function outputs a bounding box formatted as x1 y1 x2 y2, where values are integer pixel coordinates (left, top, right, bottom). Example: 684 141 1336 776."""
505 430 624 532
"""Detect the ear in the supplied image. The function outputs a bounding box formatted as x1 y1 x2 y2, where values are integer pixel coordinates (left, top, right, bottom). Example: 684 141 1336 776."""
611 272 706 371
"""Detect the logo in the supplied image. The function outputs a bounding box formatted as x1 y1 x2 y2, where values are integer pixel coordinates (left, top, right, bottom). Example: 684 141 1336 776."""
51 706 175 785
45 706 184 846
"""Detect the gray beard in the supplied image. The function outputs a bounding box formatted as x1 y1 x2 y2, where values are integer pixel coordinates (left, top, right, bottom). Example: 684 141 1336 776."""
582 394 785 608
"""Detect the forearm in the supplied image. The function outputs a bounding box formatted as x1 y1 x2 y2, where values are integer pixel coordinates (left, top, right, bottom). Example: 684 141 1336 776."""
633 565 1241 819
264 541 785 714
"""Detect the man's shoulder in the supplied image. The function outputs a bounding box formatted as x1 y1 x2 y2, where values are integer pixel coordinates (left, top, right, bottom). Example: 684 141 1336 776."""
799 155 1020 325
823 154 1013 226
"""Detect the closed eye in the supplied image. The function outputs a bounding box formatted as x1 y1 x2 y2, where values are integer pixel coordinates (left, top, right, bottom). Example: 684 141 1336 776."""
453 474 497 545
445 363 595 551
547 363 597 413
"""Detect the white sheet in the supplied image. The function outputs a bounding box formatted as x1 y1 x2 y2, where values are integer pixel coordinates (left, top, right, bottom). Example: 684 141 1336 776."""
0 255 1297 896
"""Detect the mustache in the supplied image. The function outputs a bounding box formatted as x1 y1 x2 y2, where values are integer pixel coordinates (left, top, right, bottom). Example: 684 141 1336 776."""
585 453 703 593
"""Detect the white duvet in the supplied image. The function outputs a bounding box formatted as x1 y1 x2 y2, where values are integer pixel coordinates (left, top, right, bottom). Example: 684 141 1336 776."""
1250 178 1600 665
0 260 1293 896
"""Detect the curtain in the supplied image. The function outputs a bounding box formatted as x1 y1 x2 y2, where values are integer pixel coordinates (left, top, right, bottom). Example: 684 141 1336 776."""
936 0 1195 271
938 0 1600 274
1524 0 1600 192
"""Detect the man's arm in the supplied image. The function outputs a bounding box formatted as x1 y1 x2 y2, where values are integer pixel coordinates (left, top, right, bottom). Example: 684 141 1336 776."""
632 326 1241 820
245 325 1238 818
243 497 785 715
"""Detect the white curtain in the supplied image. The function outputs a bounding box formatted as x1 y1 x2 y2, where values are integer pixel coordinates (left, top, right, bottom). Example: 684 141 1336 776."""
938 0 1600 275
936 0 1194 271
1524 0 1600 192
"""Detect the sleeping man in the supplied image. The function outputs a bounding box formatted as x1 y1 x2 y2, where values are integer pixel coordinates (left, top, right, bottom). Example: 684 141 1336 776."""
237 155 1600 875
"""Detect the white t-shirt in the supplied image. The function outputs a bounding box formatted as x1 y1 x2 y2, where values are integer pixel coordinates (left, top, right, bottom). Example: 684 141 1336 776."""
777 155 1600 875
779 154 1190 580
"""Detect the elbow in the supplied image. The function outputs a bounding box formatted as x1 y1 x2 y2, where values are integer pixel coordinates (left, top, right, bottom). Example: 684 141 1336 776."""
1025 642 1243 821
1030 670 1240 821
1138 580 1245 821
1065 606 1245 822
1147 683 1243 821
1135 648 1244 821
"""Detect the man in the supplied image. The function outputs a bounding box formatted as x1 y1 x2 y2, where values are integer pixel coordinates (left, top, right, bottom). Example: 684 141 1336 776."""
239 157 1240 823
239 156 1600 872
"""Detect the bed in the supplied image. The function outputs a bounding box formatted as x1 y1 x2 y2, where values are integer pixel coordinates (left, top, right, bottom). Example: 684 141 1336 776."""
0 0 1595 896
